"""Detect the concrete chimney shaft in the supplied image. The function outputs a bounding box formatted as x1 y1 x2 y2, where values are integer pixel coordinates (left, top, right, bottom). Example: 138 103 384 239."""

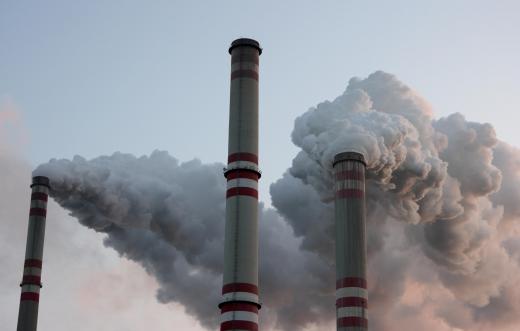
333 152 368 331
220 38 262 331
16 176 50 331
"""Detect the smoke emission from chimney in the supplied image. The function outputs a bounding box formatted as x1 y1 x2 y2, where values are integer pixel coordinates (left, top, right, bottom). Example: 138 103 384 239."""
34 71 520 331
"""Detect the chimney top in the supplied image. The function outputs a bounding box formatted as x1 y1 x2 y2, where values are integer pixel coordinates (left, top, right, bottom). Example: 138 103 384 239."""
229 38 262 55
333 151 366 167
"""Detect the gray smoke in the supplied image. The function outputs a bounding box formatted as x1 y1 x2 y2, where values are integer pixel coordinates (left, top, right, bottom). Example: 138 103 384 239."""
34 152 333 330
271 71 520 330
35 71 520 330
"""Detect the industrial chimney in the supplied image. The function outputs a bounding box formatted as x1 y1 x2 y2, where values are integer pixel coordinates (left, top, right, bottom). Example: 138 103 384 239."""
16 176 51 331
219 38 262 331
333 152 368 331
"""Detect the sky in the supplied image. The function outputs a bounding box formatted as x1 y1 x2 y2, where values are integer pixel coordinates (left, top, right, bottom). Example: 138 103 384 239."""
1 1 520 330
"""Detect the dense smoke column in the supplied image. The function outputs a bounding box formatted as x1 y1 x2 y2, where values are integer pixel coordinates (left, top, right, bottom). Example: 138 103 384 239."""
220 38 262 331
16 176 50 331
333 152 368 331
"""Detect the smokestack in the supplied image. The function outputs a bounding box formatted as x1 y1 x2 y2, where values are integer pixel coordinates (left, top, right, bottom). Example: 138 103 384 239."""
333 152 368 331
220 38 262 331
16 176 51 331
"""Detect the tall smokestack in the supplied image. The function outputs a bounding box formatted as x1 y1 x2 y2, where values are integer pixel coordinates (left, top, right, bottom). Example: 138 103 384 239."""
16 176 50 331
220 38 262 331
333 152 368 331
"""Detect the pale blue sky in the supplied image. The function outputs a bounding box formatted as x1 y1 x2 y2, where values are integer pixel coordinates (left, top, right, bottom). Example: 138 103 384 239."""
1 0 519 204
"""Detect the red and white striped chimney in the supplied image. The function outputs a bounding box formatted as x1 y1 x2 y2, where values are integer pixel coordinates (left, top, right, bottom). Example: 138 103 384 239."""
219 38 262 331
333 152 368 331
16 176 50 331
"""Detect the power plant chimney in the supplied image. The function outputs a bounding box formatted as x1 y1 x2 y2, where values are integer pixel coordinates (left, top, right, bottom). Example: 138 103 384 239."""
220 38 262 331
333 152 368 331
16 176 51 331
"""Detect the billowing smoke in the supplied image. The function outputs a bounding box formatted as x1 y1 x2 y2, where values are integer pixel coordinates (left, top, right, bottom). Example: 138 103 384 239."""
34 152 332 330
35 71 520 330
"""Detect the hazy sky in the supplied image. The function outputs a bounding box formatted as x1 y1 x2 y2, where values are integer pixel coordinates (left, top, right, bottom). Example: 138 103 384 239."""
1 1 520 330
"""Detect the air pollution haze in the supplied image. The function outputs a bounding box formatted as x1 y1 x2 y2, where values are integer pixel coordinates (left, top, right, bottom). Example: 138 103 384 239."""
34 71 520 331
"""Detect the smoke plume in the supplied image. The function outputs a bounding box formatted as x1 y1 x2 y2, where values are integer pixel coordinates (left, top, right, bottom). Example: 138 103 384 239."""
35 71 520 330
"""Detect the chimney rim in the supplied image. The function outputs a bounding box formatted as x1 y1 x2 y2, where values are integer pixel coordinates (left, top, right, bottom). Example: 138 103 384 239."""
333 151 366 167
229 38 262 55
31 176 51 189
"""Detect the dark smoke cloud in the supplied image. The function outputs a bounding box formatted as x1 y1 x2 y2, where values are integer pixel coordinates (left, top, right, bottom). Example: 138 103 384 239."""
35 71 520 330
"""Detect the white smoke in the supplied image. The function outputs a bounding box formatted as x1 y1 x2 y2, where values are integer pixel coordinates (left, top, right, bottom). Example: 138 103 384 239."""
35 71 520 330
